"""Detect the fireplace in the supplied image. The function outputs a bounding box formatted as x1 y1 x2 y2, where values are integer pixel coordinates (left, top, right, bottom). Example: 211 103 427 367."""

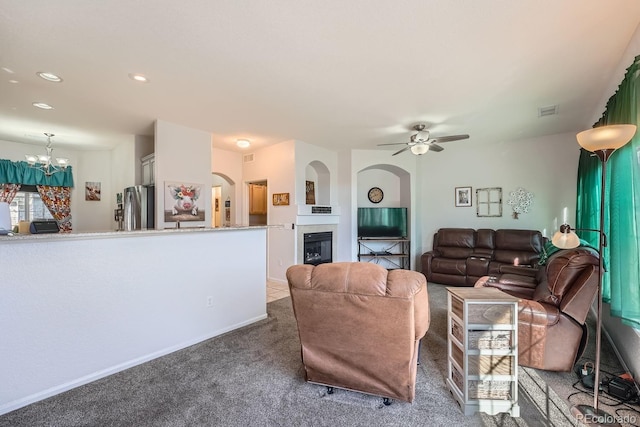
303 232 333 265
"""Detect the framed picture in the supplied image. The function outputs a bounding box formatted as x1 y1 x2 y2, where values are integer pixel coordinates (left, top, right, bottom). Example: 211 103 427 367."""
164 181 206 222
455 187 472 207
272 192 290 206
85 182 101 201
305 181 315 205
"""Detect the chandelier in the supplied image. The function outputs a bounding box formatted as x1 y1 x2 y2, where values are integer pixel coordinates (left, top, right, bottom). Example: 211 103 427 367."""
25 133 70 177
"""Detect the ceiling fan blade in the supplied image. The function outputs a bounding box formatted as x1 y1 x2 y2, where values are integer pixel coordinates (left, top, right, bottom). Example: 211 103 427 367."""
392 146 411 156
428 143 444 152
431 134 470 143
377 142 411 146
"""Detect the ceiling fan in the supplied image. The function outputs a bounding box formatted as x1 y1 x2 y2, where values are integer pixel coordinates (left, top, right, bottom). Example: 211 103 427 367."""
378 124 470 156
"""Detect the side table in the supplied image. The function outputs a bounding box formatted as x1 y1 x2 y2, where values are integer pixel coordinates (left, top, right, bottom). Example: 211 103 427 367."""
446 286 521 417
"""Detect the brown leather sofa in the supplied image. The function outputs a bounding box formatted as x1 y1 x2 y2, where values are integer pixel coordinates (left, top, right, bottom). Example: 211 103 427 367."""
286 262 430 403
475 247 599 371
421 228 545 286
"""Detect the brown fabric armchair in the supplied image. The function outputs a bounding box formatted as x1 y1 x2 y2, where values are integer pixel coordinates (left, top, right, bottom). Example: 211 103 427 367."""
475 247 599 371
286 262 430 403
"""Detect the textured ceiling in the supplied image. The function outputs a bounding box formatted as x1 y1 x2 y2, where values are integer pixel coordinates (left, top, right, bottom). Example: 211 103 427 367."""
1 0 639 154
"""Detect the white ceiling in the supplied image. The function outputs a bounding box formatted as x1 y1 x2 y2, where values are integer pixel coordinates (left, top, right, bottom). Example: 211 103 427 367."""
1 1 639 154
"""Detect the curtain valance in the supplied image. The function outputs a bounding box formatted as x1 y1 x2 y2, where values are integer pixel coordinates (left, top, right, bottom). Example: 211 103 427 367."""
0 159 74 187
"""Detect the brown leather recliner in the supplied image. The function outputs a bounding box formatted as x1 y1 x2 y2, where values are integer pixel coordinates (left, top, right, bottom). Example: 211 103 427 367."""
286 262 430 403
475 247 599 371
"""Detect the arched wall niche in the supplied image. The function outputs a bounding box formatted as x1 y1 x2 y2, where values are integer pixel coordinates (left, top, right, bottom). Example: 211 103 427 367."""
305 160 330 205
357 163 411 209
212 172 236 226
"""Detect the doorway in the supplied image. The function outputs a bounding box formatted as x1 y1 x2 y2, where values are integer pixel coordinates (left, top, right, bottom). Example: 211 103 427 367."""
211 186 222 227
248 180 267 226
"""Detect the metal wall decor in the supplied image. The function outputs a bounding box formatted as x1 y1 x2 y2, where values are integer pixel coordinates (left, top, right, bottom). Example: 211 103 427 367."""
476 187 502 217
507 187 534 219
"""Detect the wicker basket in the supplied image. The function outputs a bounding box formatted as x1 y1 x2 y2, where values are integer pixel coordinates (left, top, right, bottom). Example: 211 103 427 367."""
468 330 511 350
468 380 512 400
468 354 513 376
468 304 513 324
451 320 464 343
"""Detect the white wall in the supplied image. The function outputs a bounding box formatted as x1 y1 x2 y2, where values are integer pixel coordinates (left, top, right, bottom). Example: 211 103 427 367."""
0 228 267 415
243 140 297 282
154 120 212 229
415 131 580 268
212 147 244 225
73 150 113 232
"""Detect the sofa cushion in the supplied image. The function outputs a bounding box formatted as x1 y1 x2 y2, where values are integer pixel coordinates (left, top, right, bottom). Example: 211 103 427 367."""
476 229 495 249
494 229 544 265
435 228 476 259
436 228 476 248
431 257 467 276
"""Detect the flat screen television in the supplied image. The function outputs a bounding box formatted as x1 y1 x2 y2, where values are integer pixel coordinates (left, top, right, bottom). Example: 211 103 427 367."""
357 207 407 238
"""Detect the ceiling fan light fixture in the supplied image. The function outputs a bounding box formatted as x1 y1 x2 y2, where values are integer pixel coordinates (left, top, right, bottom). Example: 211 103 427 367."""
413 130 430 143
410 144 429 155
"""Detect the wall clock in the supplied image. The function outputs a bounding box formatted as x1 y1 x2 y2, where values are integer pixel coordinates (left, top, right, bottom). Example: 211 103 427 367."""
367 187 384 204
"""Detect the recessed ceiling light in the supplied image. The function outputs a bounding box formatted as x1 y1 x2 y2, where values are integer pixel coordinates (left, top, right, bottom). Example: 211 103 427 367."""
8 79 18 84
37 72 63 82
32 102 54 110
1 67 15 74
128 73 149 83
236 139 251 148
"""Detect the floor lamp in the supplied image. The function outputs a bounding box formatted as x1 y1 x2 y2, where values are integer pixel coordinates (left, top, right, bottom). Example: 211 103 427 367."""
552 124 636 426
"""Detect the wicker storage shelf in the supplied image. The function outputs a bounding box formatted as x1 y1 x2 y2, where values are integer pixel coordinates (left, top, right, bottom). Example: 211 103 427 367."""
446 287 520 417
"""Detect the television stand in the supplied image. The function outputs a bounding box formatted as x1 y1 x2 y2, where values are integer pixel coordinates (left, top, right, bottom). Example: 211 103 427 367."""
357 238 410 270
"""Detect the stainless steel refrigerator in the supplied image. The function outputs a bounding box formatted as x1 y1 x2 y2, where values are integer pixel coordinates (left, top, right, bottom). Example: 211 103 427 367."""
123 185 155 231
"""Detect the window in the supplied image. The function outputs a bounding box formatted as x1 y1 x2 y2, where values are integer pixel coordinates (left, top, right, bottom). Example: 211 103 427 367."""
9 186 53 227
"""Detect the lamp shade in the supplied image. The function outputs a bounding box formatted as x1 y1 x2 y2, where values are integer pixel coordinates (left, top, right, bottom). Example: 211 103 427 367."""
551 228 580 249
410 144 429 155
576 124 636 152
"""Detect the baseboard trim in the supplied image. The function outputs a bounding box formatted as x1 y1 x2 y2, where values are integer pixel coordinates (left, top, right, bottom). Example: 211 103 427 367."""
0 313 267 416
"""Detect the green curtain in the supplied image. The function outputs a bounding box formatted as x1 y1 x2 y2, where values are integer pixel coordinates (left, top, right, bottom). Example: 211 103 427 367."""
576 55 640 328
0 159 74 187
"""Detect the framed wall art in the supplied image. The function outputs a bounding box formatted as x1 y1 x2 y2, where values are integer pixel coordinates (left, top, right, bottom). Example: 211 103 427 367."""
306 180 315 205
85 182 101 201
164 182 205 222
455 187 472 207
273 192 290 206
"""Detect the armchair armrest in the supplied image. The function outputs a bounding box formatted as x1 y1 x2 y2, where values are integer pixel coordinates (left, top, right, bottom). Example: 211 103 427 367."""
519 299 560 327
498 264 539 277
420 250 440 278
474 274 537 300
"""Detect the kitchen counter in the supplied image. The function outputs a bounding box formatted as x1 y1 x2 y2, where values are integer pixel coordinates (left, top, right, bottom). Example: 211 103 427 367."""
0 225 268 414
0 225 268 243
